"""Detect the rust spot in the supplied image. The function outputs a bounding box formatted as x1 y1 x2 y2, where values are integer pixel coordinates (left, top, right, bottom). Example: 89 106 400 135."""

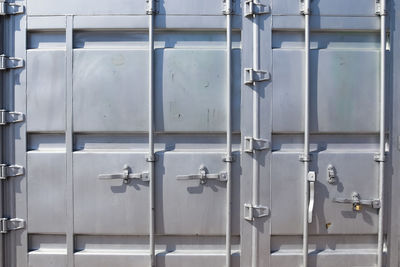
326 222 332 229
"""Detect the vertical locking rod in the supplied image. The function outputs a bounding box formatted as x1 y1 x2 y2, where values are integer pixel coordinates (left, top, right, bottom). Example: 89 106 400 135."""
302 0 311 266
377 0 386 266
225 1 233 267
147 1 156 266
251 9 260 267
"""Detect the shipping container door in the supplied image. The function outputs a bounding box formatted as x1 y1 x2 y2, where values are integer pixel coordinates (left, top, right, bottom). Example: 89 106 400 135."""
2 0 400 267
240 0 398 266
6 0 244 267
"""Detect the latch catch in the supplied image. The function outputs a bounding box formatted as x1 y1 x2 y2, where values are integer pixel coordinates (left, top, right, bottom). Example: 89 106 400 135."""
98 164 149 184
0 2 24 16
222 0 234 15
244 0 270 17
0 164 24 180
375 0 387 15
244 204 269 221
0 55 24 70
146 0 158 15
0 110 24 126
333 192 381 211
244 137 270 153
176 165 228 185
244 68 270 85
0 218 25 234
299 0 311 15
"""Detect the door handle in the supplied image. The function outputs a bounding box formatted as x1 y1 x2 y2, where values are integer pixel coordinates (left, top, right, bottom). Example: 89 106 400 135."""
98 164 149 184
333 192 381 211
176 165 227 185
307 171 316 223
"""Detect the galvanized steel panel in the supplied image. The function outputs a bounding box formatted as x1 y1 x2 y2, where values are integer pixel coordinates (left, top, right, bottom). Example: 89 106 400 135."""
2 0 399 267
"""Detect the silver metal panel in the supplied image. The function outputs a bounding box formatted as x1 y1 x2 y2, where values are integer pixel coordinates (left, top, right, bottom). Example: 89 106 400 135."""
27 0 240 16
271 151 379 235
73 152 149 234
155 49 241 132
272 49 379 133
27 50 66 132
273 0 375 16
73 50 149 132
27 0 147 16
28 254 67 267
155 152 240 235
27 152 67 233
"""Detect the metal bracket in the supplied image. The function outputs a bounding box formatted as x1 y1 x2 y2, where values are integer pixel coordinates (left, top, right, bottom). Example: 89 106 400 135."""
374 153 386 162
299 154 311 162
146 0 158 15
0 2 24 16
0 218 25 234
244 0 270 17
333 192 381 211
146 154 157 162
0 110 24 126
375 0 387 15
222 0 234 15
223 155 235 163
299 0 311 15
327 164 336 184
0 55 24 70
0 164 24 180
176 165 228 185
244 204 269 221
98 165 149 184
244 137 270 153
244 68 270 85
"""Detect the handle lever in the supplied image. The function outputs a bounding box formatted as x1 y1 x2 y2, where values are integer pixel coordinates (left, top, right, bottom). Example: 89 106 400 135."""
307 171 316 223
177 165 227 185
98 164 149 184
333 192 381 211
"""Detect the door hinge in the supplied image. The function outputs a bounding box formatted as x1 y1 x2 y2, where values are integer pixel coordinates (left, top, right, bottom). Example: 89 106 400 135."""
0 55 24 70
0 2 24 16
244 0 270 17
244 204 269 221
0 218 25 234
146 0 158 14
244 137 270 153
0 164 24 180
0 110 24 125
244 68 270 85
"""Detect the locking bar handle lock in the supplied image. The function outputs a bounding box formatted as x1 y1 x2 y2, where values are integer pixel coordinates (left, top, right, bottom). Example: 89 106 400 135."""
307 171 316 223
176 165 228 185
98 164 149 184
333 192 381 211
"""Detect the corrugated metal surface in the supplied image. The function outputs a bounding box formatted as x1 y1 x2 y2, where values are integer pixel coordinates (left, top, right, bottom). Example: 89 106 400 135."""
0 0 399 266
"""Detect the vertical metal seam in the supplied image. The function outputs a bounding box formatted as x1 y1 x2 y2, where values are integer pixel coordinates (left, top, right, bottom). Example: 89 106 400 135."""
302 0 311 266
378 0 387 266
251 11 260 267
147 1 156 266
66 15 74 267
0 9 5 267
225 1 232 266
